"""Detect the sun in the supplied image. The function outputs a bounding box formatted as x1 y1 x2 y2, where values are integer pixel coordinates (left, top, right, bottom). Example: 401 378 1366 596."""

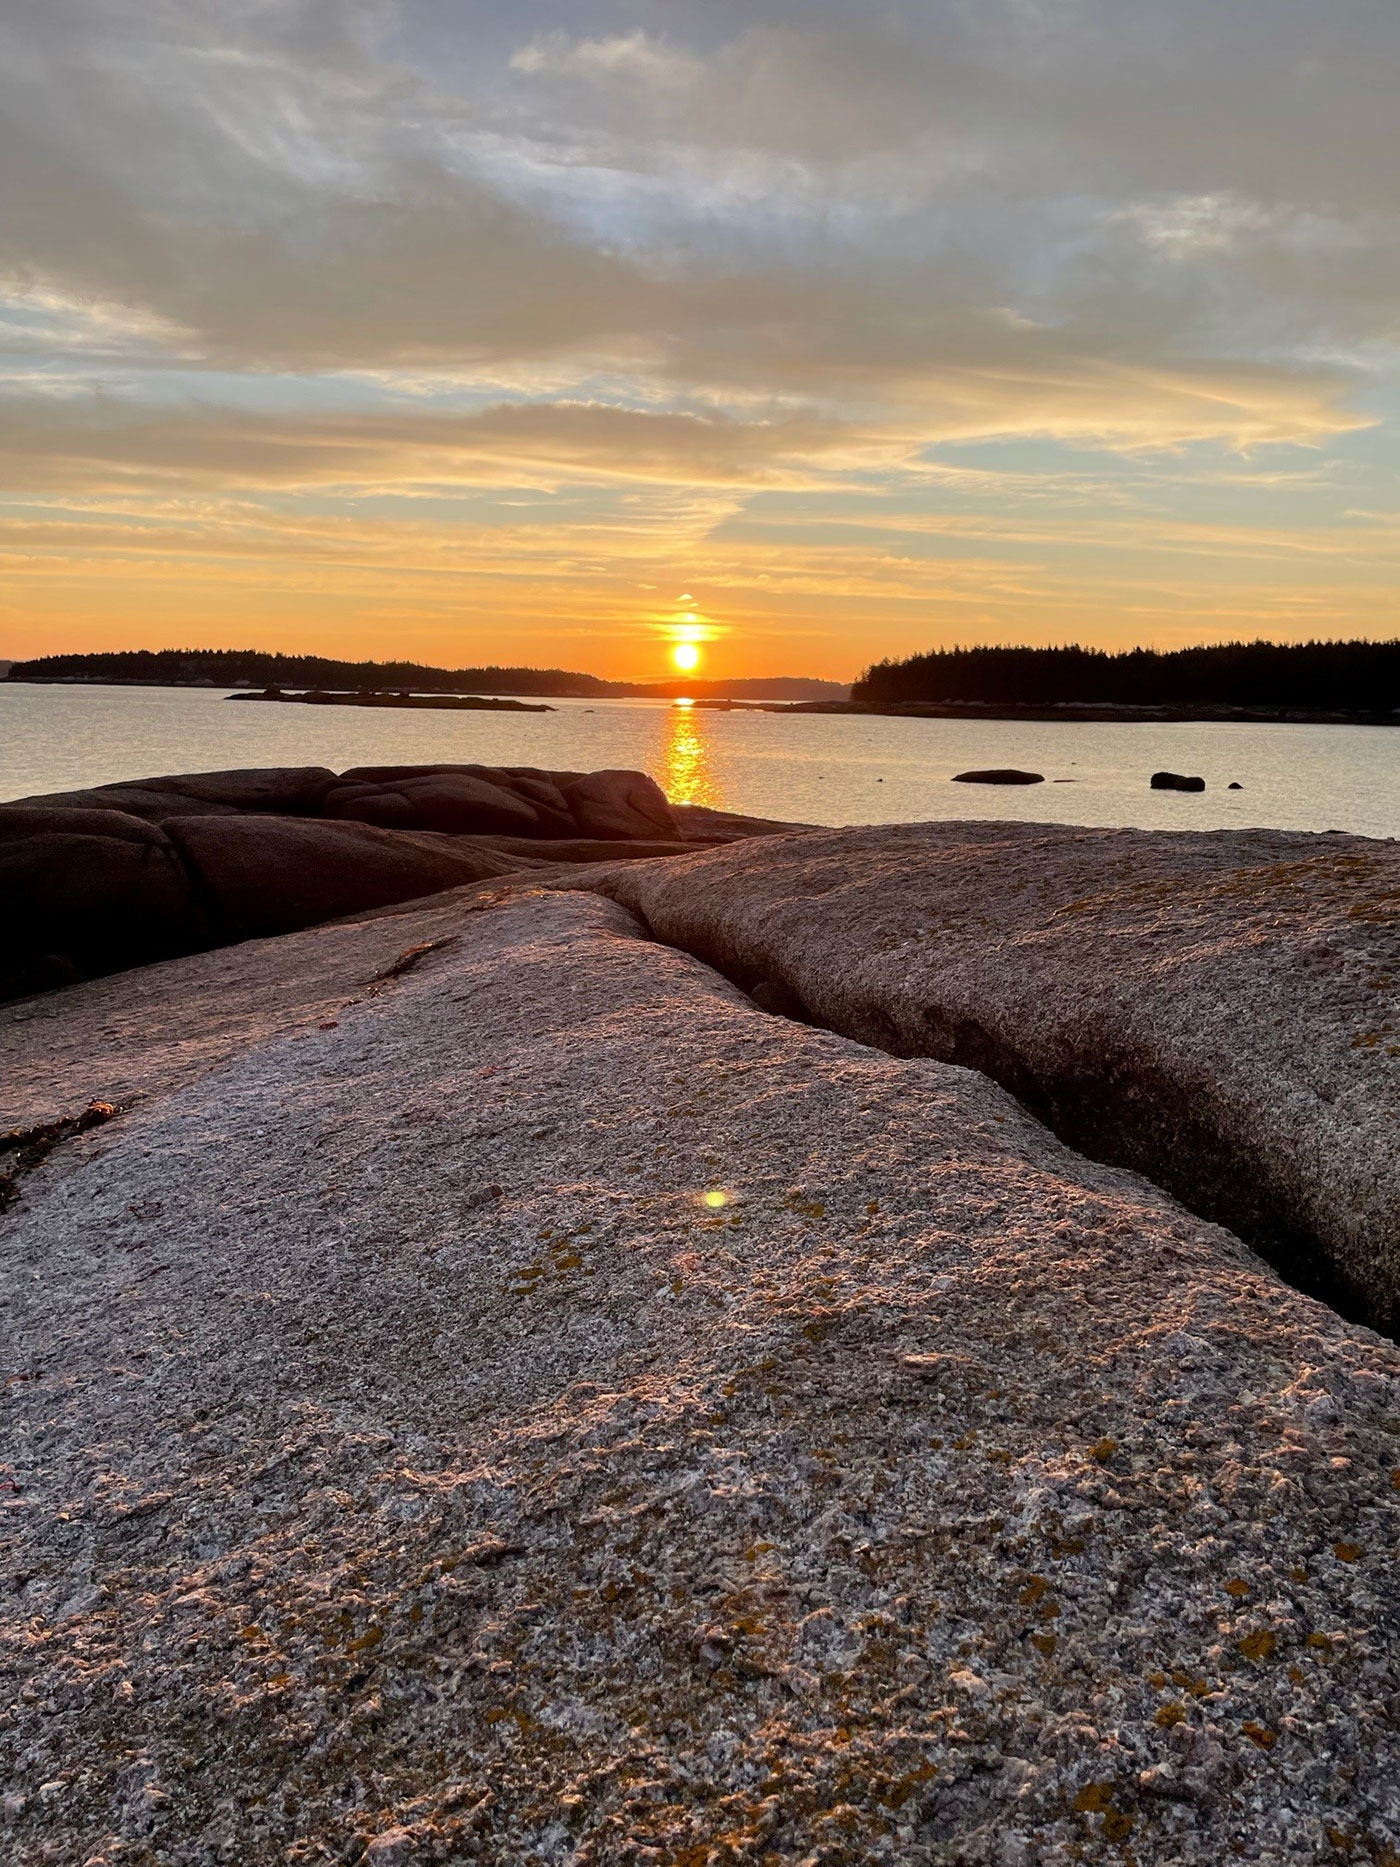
671 640 701 673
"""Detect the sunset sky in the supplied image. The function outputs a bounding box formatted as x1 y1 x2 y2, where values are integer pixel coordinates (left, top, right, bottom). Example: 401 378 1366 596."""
3 2 1399 681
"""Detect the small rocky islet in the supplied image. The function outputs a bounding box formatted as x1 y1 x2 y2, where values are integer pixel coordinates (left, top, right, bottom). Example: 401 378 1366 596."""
2 764 1399 1865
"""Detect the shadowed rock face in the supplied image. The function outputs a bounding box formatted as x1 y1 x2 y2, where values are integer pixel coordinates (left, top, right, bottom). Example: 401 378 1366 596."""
0 764 706 1001
2 887 1398 1864
17 766 342 820
163 816 522 939
602 821 1400 1334
0 807 209 1001
5 763 682 841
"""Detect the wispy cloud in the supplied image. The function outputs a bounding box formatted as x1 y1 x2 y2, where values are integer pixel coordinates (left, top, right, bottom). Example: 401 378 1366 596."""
1 0 1398 673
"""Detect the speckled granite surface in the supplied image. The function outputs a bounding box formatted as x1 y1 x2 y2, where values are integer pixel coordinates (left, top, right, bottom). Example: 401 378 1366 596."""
3 882 1398 1864
604 821 1400 1333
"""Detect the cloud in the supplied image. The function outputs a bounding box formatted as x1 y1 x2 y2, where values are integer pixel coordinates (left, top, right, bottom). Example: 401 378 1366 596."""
511 31 702 90
1 0 1398 670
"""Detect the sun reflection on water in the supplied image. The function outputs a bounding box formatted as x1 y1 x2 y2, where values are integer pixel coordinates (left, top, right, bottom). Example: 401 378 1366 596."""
662 699 722 809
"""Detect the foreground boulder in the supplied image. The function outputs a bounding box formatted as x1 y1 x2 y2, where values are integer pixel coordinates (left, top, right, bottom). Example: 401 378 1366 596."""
164 815 522 939
603 822 1400 1333
0 763 713 1001
558 767 680 839
5 762 682 841
322 765 680 841
2 887 1397 1863
325 769 551 835
0 807 207 1000
16 766 340 821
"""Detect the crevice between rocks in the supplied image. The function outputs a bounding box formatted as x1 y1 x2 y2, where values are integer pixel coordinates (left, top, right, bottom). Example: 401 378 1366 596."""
0 1100 125 1214
614 899 1387 1340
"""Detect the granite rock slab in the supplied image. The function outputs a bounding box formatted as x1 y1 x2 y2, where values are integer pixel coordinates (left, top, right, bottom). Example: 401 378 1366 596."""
602 821 1400 1332
2 888 1398 1863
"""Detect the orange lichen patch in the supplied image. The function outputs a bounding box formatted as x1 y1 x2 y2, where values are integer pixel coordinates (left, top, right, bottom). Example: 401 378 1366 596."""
880 1761 937 1810
1019 1576 1051 1606
1241 1722 1277 1749
1074 1783 1117 1815
1154 1703 1186 1728
1091 1437 1119 1464
1307 1633 1334 1654
785 1193 828 1220
1333 1542 1363 1563
1239 1630 1277 1662
1032 1634 1058 1657
1049 1533 1087 1559
1225 1578 1251 1598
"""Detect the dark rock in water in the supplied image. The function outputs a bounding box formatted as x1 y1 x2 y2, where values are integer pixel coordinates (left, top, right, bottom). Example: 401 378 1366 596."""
952 769 1045 786
1229 781 1244 789
163 816 519 939
560 768 680 840
0 807 207 1000
1151 771 1206 792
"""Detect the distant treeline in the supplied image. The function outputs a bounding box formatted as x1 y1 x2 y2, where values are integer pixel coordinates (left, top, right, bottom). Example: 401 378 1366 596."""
5 649 847 702
5 649 613 697
853 639 1400 712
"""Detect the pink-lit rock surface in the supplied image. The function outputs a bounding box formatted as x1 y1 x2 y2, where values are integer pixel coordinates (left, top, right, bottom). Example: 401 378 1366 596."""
603 821 1400 1333
3 886 1398 1863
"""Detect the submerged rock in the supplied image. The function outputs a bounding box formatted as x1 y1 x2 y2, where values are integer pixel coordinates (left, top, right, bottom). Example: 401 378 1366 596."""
2 885 1397 1863
952 767 1045 784
604 820 1400 1332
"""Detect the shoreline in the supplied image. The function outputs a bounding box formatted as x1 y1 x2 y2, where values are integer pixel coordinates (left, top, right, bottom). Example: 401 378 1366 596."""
738 698 1400 726
6 675 1399 724
228 689 555 712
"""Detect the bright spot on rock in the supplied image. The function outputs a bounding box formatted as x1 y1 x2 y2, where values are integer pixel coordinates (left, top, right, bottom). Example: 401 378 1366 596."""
704 1189 728 1208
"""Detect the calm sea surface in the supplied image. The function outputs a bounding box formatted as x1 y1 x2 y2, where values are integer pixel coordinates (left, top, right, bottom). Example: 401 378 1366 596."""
2 683 1397 839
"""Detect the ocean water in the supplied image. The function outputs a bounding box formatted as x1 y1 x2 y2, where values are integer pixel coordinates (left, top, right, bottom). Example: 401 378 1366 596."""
1 682 1397 840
